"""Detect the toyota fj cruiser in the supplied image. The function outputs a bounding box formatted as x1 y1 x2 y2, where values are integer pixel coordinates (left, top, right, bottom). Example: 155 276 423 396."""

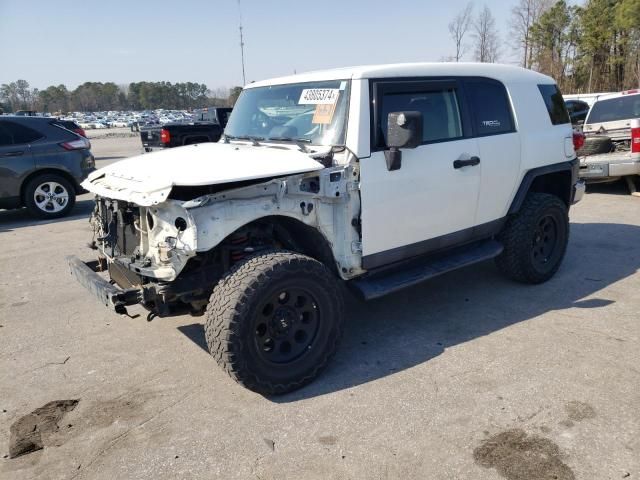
68 63 584 394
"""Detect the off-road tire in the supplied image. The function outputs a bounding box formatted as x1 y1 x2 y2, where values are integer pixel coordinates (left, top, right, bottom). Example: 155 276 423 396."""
576 135 613 156
496 193 569 284
204 250 344 395
23 173 76 219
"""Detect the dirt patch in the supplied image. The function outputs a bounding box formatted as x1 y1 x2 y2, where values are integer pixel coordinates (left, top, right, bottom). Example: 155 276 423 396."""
9 400 79 458
474 429 575 480
565 401 596 422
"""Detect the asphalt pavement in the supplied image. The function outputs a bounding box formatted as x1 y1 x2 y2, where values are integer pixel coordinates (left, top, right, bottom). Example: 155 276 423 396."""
0 138 638 479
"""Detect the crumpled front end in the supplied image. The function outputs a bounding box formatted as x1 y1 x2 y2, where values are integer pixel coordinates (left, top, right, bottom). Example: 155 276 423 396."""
90 197 197 282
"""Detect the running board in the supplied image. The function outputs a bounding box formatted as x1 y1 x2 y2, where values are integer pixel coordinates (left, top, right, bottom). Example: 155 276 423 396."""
350 239 503 300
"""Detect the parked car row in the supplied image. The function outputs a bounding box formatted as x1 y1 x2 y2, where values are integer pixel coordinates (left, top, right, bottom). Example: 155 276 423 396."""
62 109 195 131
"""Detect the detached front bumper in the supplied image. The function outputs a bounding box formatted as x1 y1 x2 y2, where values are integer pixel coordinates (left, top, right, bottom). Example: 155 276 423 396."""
66 256 141 315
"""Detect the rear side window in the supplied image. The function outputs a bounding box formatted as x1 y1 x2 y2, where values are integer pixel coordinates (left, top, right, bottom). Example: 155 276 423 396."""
464 79 515 135
587 95 640 124
538 84 570 125
0 121 43 144
379 88 463 145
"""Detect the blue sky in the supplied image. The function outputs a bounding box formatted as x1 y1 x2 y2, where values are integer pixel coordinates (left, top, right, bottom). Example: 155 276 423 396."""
1 0 519 90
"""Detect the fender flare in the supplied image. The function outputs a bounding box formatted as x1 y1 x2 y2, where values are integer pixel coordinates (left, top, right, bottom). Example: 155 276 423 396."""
508 158 578 214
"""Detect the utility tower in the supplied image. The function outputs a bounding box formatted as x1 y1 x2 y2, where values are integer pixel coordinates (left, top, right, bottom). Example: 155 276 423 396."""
238 0 246 85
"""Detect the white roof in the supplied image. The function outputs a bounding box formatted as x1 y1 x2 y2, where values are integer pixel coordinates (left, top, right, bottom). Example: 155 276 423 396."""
593 90 640 102
247 62 554 89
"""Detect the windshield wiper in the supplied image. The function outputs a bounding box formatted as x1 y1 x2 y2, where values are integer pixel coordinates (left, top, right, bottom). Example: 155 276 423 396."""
267 136 312 152
268 136 312 143
225 134 265 145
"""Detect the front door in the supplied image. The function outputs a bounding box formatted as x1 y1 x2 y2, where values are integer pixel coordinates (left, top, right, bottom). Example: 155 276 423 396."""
359 79 482 269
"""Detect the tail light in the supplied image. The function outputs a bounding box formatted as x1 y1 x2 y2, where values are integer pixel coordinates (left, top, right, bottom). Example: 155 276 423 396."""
60 136 91 151
74 128 87 138
160 128 171 144
572 131 585 152
631 118 640 156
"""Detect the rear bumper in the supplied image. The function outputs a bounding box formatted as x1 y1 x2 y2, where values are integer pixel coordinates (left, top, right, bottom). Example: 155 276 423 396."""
579 154 640 180
66 255 141 314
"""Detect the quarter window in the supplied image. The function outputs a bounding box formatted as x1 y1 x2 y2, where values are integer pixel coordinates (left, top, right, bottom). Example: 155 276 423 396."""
538 84 570 125
379 88 463 145
464 79 515 135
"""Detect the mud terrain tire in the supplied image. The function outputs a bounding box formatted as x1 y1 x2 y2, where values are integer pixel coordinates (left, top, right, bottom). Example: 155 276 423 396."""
496 193 569 284
204 250 344 395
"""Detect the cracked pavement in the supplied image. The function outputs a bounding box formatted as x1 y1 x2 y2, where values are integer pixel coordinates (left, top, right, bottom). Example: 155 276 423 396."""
1 138 639 479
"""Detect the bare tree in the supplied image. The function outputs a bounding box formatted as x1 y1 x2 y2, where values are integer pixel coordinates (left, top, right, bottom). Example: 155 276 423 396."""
510 0 552 68
473 5 500 63
448 3 474 62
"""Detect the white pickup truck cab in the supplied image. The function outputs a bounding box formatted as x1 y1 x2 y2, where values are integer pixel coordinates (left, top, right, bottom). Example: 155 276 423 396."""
578 90 640 186
68 63 584 394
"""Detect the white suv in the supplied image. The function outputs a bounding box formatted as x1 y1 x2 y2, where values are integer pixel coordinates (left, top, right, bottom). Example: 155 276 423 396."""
68 63 584 394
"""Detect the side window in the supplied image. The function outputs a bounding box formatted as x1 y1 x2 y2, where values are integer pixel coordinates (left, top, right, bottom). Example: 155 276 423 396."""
379 88 463 146
1 121 43 144
538 84 570 125
464 79 515 135
0 124 13 146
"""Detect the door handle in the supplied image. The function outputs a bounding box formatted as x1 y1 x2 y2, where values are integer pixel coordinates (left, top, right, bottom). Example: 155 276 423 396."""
453 156 480 169
0 151 24 157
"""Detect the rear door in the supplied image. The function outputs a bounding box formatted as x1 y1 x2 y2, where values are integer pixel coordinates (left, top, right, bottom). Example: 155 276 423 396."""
359 78 482 268
0 120 37 200
463 78 521 225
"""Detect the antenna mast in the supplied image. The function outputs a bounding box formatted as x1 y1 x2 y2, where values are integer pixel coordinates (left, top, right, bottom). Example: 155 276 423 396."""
238 0 246 85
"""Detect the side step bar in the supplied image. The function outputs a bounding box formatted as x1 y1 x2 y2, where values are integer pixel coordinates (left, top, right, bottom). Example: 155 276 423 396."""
350 239 503 300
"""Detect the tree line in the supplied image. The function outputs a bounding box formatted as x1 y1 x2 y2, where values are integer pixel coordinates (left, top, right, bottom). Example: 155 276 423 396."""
2 0 638 113
449 0 639 93
0 80 243 114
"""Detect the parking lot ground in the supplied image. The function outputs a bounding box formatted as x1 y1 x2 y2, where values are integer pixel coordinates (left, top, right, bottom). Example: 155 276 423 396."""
1 156 639 478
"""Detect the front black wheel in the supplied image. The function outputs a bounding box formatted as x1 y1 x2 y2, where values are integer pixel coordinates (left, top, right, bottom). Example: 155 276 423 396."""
204 250 344 395
496 193 569 284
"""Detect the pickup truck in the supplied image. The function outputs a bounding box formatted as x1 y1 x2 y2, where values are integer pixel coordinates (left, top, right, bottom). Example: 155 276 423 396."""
140 107 232 152
578 90 640 192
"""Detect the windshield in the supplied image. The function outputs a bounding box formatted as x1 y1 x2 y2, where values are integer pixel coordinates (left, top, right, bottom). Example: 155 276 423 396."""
224 80 350 146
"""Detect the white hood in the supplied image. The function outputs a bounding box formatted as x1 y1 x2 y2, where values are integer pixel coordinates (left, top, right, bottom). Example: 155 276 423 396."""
83 142 324 206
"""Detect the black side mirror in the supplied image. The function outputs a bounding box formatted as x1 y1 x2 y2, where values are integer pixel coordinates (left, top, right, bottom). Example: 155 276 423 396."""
385 111 423 171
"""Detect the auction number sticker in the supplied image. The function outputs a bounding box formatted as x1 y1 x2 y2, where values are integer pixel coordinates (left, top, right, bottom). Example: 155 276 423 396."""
299 88 340 105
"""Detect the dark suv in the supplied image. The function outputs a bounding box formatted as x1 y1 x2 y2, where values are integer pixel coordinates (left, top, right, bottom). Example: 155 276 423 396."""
0 117 95 218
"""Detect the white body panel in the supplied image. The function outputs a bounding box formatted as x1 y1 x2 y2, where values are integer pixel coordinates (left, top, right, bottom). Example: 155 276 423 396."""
474 132 521 224
361 139 481 257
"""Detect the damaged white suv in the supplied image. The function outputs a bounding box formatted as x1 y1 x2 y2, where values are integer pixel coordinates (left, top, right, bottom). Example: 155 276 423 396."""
68 63 584 394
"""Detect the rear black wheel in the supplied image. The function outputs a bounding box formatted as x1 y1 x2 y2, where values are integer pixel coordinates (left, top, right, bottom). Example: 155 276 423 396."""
204 250 344 395
496 193 569 284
